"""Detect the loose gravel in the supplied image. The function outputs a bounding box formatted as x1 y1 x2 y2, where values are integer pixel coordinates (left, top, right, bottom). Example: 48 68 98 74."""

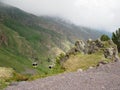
5 62 120 90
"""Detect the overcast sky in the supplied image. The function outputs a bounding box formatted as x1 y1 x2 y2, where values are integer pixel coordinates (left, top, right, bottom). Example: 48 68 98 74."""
2 0 120 32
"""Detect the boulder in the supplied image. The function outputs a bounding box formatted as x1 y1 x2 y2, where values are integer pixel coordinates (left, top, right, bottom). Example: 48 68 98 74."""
89 66 93 69
87 41 98 54
96 61 108 67
75 40 86 54
87 38 92 43
95 38 104 48
87 38 104 54
104 46 120 62
77 68 83 72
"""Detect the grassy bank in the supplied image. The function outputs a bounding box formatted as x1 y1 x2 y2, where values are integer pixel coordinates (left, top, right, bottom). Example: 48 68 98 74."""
63 52 110 72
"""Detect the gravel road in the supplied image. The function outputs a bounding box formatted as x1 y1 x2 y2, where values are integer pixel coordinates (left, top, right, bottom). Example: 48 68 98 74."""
5 62 120 90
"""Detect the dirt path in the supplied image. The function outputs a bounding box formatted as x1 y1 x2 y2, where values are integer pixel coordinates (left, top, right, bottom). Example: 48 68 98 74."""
6 62 120 90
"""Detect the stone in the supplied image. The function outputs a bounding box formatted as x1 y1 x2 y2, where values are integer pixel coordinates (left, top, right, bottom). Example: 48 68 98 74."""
75 40 86 54
95 39 104 48
77 69 83 72
104 46 120 62
87 38 92 43
97 61 107 67
89 66 93 69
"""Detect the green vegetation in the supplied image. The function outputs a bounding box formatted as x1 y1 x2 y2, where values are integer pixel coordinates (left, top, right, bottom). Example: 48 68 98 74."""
63 52 110 72
62 39 118 72
0 67 14 89
0 1 103 74
0 24 33 72
119 53 120 57
0 68 30 89
112 28 120 52
100 34 110 41
0 2 105 89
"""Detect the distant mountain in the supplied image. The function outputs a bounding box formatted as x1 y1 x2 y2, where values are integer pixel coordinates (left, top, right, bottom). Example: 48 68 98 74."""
37 16 104 42
0 2 103 74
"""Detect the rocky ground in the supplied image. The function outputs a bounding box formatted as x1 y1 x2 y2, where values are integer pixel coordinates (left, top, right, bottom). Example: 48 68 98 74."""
5 62 120 90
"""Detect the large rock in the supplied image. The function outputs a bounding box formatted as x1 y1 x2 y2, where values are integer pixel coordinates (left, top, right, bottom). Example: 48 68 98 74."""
103 40 120 62
104 47 120 62
60 44 84 65
75 40 86 54
87 39 102 54
95 38 104 48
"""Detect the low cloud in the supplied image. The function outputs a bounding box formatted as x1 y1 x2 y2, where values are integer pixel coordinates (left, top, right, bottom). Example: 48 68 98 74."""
2 0 120 32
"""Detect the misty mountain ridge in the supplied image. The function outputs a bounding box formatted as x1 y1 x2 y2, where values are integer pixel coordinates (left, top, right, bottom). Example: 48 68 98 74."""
0 1 105 74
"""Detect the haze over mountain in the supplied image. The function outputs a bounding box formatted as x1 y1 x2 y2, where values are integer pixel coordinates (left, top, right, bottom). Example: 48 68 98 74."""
2 0 120 32
0 1 103 74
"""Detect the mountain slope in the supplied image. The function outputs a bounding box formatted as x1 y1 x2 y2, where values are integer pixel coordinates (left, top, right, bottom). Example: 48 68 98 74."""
36 16 103 42
0 2 103 74
0 24 33 72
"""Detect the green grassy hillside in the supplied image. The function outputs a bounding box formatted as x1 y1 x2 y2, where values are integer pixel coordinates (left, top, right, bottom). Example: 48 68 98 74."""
0 1 103 75
0 24 33 72
0 22 66 74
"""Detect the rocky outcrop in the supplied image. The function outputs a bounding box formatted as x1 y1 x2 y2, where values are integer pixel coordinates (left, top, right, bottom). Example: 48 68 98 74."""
74 38 104 54
65 38 104 55
75 40 86 54
60 40 86 65
104 47 120 62
59 39 120 65
87 38 104 54
103 40 120 62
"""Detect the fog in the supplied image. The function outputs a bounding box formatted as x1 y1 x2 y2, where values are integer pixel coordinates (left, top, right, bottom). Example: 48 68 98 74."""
2 0 120 32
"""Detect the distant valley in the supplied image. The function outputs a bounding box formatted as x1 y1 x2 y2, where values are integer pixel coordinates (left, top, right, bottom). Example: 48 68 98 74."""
0 1 104 74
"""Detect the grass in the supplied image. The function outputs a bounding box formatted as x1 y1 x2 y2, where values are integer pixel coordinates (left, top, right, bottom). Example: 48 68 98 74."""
63 52 110 72
0 5 111 89
0 22 68 75
0 7 116 89
0 14 72 77
0 67 14 78
0 50 32 72
0 79 9 89
0 24 61 73
0 61 64 89
103 40 116 48
0 67 14 89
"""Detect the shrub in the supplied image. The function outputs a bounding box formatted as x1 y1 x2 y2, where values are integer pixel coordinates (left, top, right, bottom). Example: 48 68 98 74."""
12 72 29 81
112 28 120 52
100 34 110 41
